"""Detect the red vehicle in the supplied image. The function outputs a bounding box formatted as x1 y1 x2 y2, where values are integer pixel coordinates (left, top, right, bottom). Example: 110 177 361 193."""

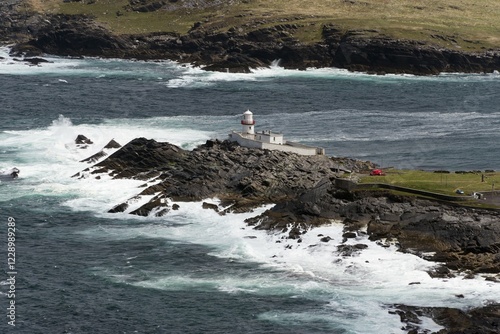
370 169 385 176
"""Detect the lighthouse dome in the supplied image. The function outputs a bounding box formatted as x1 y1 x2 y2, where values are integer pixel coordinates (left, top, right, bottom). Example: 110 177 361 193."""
243 110 253 115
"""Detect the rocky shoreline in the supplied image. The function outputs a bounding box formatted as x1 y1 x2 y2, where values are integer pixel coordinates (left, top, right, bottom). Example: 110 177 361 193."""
77 137 500 278
1 2 500 75
76 137 500 332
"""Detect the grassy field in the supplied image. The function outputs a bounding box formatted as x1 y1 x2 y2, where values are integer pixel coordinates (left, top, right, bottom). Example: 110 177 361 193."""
28 0 500 51
359 169 500 196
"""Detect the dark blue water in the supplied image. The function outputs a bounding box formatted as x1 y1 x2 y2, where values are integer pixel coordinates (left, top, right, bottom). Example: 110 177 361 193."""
1 201 338 334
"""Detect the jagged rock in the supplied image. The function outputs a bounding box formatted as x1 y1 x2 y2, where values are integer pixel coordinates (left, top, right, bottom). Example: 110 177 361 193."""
202 202 219 212
75 134 93 145
390 304 500 334
104 139 121 149
80 140 121 163
337 243 368 256
108 202 129 213
20 57 50 65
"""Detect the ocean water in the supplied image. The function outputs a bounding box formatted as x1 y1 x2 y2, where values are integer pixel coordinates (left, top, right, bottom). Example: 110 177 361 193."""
0 47 499 333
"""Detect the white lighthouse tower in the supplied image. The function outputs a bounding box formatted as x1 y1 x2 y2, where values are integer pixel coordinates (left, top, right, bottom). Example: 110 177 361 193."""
241 110 255 135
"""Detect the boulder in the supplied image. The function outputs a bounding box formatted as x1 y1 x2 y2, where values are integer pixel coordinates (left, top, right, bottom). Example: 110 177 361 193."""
75 134 93 145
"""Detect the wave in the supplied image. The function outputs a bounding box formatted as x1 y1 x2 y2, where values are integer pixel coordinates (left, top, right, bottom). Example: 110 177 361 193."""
0 46 179 79
79 200 499 333
0 115 211 202
3 46 498 86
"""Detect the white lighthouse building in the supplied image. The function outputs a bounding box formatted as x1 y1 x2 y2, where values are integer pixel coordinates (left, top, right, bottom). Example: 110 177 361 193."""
228 110 325 155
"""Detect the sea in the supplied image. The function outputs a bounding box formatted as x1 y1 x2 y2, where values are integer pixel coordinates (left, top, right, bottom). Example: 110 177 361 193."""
0 46 499 333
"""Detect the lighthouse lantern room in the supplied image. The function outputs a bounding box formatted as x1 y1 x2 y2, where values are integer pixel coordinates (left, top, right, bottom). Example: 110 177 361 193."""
241 110 255 135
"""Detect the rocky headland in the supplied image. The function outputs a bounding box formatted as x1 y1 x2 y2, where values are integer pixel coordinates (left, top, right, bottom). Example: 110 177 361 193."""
2 1 500 75
76 136 500 332
76 137 500 279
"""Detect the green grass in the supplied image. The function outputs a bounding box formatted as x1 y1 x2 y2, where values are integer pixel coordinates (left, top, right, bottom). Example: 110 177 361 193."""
29 0 500 50
359 169 500 196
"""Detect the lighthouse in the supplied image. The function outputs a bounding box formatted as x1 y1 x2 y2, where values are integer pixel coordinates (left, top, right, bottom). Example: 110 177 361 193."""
241 110 255 135
228 109 325 155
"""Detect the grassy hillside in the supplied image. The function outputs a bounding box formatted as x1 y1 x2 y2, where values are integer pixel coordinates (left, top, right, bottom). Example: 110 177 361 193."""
29 0 500 51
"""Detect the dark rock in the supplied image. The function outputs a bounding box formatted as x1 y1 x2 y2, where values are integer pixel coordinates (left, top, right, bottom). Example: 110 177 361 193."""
23 57 50 65
80 140 121 163
18 14 132 58
108 202 129 213
76 134 93 145
364 198 500 275
104 139 121 149
81 150 107 163
202 202 219 212
337 244 367 256
129 1 165 12
343 232 357 239
91 137 187 179
391 304 500 334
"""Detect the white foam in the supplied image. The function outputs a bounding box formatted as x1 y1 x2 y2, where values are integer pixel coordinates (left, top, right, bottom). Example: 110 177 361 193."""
3 45 498 86
79 200 499 333
0 46 180 78
164 58 500 88
0 114 211 204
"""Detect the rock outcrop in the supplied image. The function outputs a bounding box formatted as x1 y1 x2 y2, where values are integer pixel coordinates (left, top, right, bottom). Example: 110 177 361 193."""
80 137 357 211
79 138 500 280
